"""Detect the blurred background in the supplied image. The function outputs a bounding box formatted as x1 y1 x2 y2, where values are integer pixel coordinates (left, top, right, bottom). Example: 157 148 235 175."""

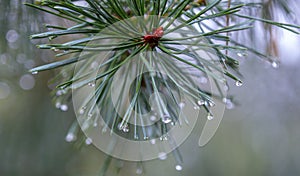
0 0 300 176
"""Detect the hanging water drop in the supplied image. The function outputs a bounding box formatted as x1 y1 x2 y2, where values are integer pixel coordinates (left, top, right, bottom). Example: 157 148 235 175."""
207 114 214 120
237 53 243 57
158 152 167 160
235 80 243 87
197 100 205 106
223 98 235 109
60 104 68 111
85 138 93 145
205 101 215 107
79 106 86 115
237 52 247 57
162 114 172 124
175 165 183 171
136 167 143 175
136 164 143 175
51 47 59 52
65 133 76 142
271 61 279 68
88 82 95 87
118 123 129 133
122 125 129 133
31 71 38 75
160 135 168 141
79 109 85 115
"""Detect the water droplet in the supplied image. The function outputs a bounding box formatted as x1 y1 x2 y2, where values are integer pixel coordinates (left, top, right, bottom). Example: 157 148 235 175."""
88 113 93 118
51 47 59 52
207 114 214 120
159 135 168 141
65 133 76 142
197 100 205 106
31 71 39 75
31 71 38 75
205 101 215 107
79 106 87 114
136 165 143 175
136 162 143 175
226 101 235 109
237 52 247 57
88 82 95 87
162 114 172 124
85 138 93 145
122 126 129 133
193 105 200 110
175 165 183 171
60 104 68 111
271 61 279 68
237 53 243 57
235 80 243 87
118 123 129 133
178 102 185 109
223 98 235 109
158 152 167 160
79 109 85 115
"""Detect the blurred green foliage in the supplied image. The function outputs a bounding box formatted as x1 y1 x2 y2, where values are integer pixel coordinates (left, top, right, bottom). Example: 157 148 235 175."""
0 1 300 176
